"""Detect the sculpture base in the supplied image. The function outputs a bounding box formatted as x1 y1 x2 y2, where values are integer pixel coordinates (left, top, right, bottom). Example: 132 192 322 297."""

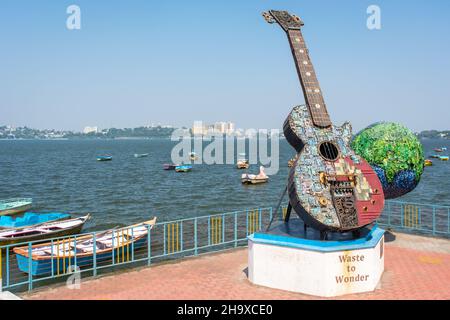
248 221 385 297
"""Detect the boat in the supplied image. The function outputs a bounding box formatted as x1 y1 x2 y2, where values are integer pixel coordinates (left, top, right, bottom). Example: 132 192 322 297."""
241 166 269 184
134 153 149 158
430 154 441 159
424 159 433 166
433 148 443 152
440 156 449 161
97 155 112 161
189 152 198 161
0 215 90 247
442 147 448 151
237 159 249 169
0 198 33 216
0 212 70 230
163 163 178 170
175 165 192 172
13 217 157 276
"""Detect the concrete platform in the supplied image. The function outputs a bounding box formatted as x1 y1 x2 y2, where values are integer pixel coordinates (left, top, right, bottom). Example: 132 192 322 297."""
21 232 450 300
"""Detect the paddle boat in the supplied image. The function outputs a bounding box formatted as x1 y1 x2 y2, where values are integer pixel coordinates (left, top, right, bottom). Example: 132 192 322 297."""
241 166 269 185
175 165 192 172
13 217 156 276
0 198 32 216
97 155 112 161
163 163 178 170
424 159 433 166
189 152 198 161
134 153 149 158
0 212 70 230
440 156 449 161
0 215 90 247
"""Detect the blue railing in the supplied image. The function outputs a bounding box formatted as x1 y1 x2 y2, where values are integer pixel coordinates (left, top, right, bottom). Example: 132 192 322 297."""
0 200 448 293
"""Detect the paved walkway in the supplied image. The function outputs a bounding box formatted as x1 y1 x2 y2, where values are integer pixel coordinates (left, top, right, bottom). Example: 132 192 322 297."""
22 232 450 300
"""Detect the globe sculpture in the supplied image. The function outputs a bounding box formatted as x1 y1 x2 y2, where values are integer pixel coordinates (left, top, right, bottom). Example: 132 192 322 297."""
351 122 424 199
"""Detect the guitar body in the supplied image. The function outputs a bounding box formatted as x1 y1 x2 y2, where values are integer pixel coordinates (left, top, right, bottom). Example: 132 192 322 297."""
285 105 384 231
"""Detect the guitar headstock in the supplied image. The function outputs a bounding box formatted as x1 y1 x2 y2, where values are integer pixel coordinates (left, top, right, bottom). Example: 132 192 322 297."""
262 10 304 31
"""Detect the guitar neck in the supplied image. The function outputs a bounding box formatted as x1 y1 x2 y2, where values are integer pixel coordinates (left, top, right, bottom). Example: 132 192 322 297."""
286 29 332 128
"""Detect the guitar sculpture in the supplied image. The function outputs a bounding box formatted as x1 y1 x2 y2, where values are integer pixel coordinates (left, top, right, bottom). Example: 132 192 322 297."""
263 10 385 232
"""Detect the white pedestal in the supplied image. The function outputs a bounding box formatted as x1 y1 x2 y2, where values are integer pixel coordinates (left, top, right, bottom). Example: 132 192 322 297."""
248 227 385 297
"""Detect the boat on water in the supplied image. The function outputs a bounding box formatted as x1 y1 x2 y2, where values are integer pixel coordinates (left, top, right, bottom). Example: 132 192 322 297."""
430 154 441 159
241 166 269 185
0 212 70 230
134 153 149 158
0 198 33 216
440 156 449 161
175 165 192 172
97 155 112 161
0 215 90 247
13 217 157 276
163 163 178 170
424 159 433 166
433 148 443 152
237 154 249 169
442 147 448 151
189 152 198 161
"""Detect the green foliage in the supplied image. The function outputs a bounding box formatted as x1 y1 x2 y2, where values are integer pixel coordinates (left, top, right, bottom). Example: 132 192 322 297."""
351 122 424 183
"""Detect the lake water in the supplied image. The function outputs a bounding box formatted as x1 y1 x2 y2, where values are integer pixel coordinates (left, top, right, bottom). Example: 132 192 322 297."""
0 138 448 232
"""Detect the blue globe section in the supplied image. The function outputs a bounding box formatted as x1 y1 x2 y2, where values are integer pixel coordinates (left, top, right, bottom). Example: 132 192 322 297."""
372 165 418 199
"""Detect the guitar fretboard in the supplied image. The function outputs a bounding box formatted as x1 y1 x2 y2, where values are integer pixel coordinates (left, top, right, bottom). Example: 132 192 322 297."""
287 29 332 128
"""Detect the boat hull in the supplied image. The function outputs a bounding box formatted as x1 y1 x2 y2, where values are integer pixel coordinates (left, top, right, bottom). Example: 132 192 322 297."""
0 203 32 217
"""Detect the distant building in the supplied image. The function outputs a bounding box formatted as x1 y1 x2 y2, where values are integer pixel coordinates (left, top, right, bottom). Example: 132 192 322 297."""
192 121 236 136
83 126 98 134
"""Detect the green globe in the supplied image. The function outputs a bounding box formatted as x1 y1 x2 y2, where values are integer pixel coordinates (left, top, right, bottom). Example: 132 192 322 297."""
351 122 424 199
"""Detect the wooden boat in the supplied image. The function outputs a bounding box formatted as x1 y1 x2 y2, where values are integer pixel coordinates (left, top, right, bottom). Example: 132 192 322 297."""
0 198 32 216
241 166 269 184
97 155 112 161
13 217 156 276
0 215 90 247
175 165 192 172
134 153 149 158
0 212 70 230
163 163 178 170
424 159 433 166
440 156 449 161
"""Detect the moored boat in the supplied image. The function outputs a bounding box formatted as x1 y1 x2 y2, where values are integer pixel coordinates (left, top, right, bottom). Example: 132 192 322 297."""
241 166 269 184
175 165 192 172
13 217 157 276
134 153 149 158
440 156 449 161
0 212 70 230
433 148 443 152
430 154 440 159
163 163 178 170
0 215 90 247
97 155 112 161
0 198 33 216
424 159 433 166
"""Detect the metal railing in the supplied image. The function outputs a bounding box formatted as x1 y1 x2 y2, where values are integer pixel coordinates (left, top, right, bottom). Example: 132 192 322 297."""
0 200 449 293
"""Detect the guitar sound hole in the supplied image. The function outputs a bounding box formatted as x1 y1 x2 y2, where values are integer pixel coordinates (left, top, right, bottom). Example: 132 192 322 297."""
319 141 339 161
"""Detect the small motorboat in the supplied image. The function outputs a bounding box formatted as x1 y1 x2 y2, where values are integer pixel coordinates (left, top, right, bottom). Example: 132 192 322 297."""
163 163 178 170
430 154 440 159
189 152 198 161
440 156 449 161
97 155 112 161
175 165 192 172
13 217 156 276
424 159 433 166
241 166 269 184
0 198 33 216
433 148 443 152
0 214 90 247
0 212 70 230
134 153 149 158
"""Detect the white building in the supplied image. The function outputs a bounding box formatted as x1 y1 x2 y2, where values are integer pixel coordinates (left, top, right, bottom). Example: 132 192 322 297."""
83 126 98 134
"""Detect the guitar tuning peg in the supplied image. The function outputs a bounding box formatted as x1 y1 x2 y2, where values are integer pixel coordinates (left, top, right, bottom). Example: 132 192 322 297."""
262 12 275 23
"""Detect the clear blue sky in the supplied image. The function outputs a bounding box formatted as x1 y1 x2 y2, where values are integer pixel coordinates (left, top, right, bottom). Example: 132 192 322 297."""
1 0 449 132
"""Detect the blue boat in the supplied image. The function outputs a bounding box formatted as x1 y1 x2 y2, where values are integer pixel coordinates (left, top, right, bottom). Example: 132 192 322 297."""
13 217 156 276
0 212 70 229
97 155 112 161
175 165 192 172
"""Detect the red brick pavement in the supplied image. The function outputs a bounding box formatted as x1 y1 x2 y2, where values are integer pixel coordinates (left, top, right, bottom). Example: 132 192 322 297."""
22 235 450 300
